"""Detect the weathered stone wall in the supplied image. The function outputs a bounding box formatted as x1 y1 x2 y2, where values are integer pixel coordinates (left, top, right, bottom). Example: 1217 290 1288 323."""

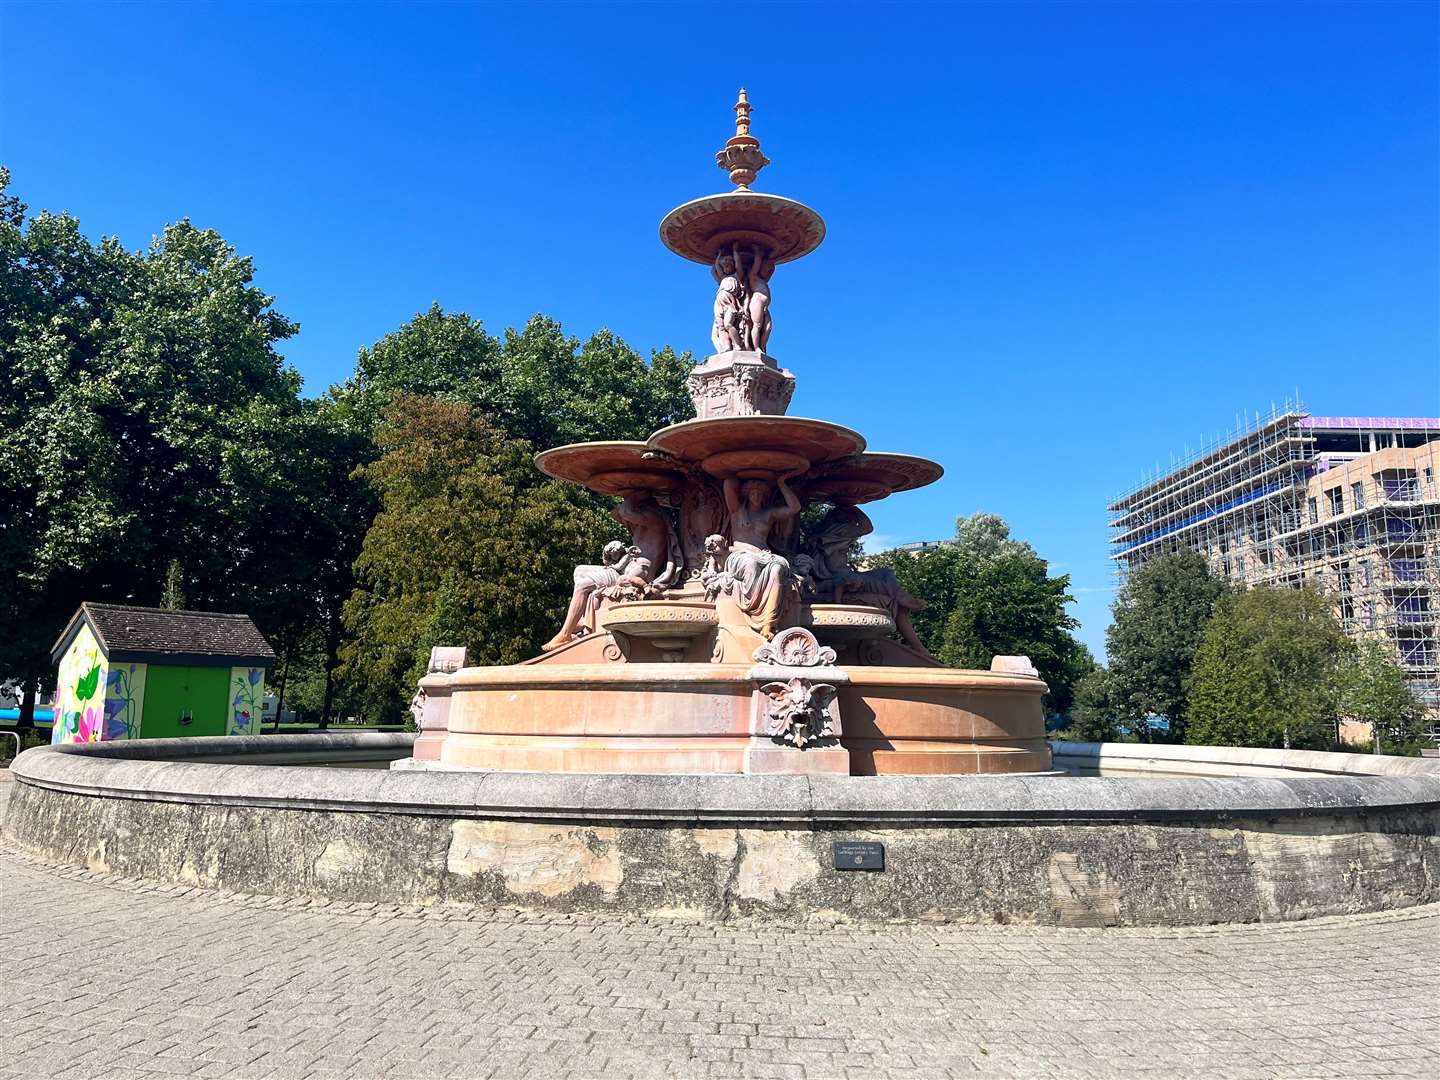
7 763 1440 927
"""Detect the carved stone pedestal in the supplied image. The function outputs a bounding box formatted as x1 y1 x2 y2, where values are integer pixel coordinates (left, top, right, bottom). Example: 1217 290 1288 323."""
687 351 796 418
742 627 850 774
410 647 466 762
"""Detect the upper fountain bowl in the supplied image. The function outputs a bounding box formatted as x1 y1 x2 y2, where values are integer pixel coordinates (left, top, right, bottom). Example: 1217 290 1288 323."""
534 440 687 496
660 191 826 266
648 415 864 476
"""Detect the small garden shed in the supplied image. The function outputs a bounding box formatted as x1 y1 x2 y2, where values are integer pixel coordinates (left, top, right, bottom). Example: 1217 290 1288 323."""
51 603 275 744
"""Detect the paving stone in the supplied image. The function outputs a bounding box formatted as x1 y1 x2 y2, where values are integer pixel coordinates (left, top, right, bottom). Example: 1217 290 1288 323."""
1 815 1438 1080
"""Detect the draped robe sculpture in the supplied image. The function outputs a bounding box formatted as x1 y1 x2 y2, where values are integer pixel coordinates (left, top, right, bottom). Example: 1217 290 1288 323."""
803 504 933 657
544 492 683 651
701 473 802 639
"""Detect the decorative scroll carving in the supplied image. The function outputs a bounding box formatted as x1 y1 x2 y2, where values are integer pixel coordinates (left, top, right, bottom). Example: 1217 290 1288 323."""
686 354 795 420
681 478 728 578
753 626 836 668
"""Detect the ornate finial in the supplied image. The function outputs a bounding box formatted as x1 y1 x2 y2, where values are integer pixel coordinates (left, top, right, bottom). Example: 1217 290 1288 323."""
734 87 753 139
716 87 770 190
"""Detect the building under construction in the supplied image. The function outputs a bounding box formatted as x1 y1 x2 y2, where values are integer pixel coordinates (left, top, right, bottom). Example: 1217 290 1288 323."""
1109 409 1440 710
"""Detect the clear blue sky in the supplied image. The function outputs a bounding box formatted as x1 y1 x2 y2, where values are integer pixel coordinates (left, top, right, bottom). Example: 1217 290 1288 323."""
3 1 1437 659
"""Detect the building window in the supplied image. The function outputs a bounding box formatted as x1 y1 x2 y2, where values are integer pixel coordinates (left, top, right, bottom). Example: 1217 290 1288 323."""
1350 482 1365 510
1391 558 1422 582
1386 515 1418 542
1398 638 1437 668
1363 601 1375 629
1361 560 1372 588
1328 489 1344 516
1307 497 1318 524
1396 595 1430 624
1381 470 1419 501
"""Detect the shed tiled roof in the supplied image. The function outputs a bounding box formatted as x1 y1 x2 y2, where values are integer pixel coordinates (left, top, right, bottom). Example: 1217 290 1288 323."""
51 603 276 666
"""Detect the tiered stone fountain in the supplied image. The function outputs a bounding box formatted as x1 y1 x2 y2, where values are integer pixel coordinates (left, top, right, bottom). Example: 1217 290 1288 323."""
408 91 1051 777
11 94 1439 925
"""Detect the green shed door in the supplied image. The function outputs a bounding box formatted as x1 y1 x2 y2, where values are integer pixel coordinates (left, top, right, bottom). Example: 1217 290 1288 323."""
139 665 231 738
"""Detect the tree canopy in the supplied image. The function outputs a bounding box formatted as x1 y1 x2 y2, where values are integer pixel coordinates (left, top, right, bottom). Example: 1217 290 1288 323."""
868 513 1090 715
1335 639 1425 754
1105 550 1230 742
1187 586 1352 750
1068 665 1120 743
332 309 696 720
0 167 325 723
339 397 619 718
0 170 695 727
342 305 694 450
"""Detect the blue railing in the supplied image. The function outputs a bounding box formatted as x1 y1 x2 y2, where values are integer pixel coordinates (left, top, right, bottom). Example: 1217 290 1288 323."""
1113 481 1288 555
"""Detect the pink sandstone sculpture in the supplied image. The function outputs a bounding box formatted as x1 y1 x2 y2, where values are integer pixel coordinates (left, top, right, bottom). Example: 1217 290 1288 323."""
411 92 1052 778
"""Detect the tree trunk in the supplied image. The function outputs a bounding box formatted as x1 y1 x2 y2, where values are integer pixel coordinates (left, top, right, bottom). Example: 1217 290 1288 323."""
16 680 36 733
271 642 292 733
319 608 340 730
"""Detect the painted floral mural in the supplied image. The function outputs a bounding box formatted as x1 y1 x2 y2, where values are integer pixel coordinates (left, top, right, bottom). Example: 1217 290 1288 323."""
229 666 264 735
52 626 106 745
103 664 147 740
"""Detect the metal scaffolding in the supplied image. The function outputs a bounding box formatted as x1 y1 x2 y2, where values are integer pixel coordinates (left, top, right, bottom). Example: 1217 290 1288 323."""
1109 405 1440 715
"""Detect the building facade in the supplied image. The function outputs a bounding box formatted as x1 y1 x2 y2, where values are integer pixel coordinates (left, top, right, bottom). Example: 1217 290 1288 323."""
1109 411 1440 709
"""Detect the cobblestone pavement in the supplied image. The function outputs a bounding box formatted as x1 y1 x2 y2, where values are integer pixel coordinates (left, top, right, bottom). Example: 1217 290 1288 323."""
1 785 1437 1079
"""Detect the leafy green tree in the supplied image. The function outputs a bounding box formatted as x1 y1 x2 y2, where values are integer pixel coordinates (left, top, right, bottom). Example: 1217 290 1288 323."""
333 308 693 718
1188 586 1352 750
345 304 502 431
1106 550 1229 743
1335 640 1425 755
492 317 694 450
1067 665 1121 743
0 169 302 726
342 306 694 451
869 513 1087 716
339 397 617 720
952 511 1035 563
216 392 375 727
160 561 186 610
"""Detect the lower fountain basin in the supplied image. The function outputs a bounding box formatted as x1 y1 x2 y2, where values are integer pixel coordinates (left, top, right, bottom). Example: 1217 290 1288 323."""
427 660 1050 776
6 734 1439 927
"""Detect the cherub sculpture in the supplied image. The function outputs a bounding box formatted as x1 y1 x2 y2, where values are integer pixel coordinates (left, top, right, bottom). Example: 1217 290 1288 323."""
743 243 772 352
711 248 746 353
